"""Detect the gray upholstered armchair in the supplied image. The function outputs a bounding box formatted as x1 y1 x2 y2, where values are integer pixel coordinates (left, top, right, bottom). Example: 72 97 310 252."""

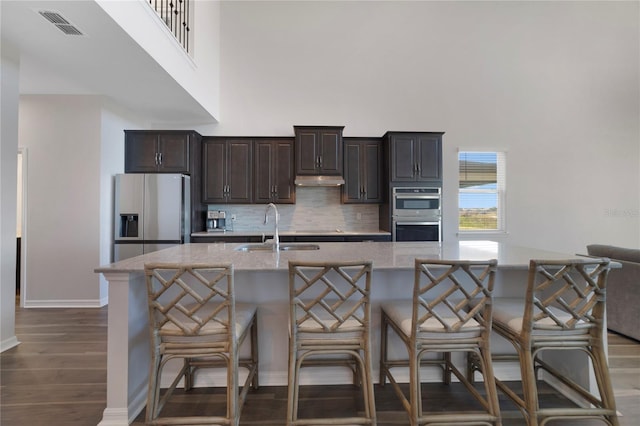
587 244 640 341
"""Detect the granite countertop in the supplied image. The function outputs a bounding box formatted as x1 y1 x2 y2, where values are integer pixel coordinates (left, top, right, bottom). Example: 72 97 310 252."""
191 229 391 237
95 240 582 274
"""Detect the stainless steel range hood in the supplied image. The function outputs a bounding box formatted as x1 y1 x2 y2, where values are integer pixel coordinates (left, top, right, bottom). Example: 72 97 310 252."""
294 175 345 186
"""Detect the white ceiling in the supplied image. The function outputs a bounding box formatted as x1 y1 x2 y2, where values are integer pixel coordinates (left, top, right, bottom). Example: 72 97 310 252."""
1 0 216 125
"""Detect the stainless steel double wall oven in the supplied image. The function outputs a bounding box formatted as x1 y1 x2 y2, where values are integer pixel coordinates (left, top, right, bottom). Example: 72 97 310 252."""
392 187 441 242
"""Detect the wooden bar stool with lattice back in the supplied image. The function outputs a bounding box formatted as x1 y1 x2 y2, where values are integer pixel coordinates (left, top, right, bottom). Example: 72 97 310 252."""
144 263 259 426
380 259 501 426
468 258 619 426
287 260 377 425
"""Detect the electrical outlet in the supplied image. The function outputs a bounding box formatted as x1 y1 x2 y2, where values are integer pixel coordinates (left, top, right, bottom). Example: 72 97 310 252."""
356 212 362 220
231 214 237 221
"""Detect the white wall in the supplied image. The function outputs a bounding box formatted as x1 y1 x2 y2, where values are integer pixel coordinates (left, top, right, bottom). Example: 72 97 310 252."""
18 96 102 306
0 34 20 351
195 0 639 254
97 0 221 123
15 95 147 308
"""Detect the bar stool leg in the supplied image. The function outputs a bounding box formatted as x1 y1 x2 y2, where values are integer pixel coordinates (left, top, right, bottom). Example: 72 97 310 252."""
592 343 620 426
521 347 540 426
379 311 389 387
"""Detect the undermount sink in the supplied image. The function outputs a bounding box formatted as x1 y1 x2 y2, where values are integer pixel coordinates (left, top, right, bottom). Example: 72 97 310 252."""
234 243 320 252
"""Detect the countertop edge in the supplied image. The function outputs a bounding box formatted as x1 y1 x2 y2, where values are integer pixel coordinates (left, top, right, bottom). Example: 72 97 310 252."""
94 241 584 275
191 231 391 237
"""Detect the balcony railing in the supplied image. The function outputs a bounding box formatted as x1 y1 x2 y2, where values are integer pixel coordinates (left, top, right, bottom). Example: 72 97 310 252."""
148 0 191 53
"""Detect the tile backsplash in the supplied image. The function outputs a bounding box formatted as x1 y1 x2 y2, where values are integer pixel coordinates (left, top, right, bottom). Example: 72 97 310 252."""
207 187 380 233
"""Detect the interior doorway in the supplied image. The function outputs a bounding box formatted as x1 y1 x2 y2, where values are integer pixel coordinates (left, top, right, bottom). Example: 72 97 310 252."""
16 148 26 306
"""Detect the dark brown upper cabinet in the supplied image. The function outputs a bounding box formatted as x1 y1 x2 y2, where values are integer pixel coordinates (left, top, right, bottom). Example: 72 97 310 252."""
342 138 382 204
202 138 253 204
124 130 198 173
294 126 344 175
124 130 205 232
384 132 443 183
254 138 295 204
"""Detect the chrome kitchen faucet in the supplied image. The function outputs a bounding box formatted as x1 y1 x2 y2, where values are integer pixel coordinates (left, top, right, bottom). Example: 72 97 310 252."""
264 203 280 251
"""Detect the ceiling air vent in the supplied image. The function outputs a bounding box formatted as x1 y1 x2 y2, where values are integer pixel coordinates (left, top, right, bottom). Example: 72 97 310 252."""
38 10 84 36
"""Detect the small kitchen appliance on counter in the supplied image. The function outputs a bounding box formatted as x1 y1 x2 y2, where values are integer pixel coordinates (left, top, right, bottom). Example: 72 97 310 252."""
206 210 226 232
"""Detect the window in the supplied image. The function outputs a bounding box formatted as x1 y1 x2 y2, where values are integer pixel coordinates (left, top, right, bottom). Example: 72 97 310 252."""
458 151 506 232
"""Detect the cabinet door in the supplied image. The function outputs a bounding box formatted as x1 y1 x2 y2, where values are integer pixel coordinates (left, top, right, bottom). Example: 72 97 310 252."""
255 139 295 204
254 140 274 203
227 139 252 203
319 130 342 174
362 141 382 202
343 141 363 202
202 140 226 203
390 135 418 182
296 130 319 175
295 126 344 176
416 134 442 181
157 133 189 172
273 140 295 203
125 132 159 172
343 139 381 203
388 132 443 183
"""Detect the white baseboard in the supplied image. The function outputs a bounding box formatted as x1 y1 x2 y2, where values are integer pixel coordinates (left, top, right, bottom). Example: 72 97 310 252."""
0 336 20 353
97 391 146 426
23 298 107 308
97 408 129 426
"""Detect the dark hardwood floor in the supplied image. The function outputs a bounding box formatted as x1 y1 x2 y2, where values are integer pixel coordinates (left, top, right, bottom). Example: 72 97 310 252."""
2 306 638 425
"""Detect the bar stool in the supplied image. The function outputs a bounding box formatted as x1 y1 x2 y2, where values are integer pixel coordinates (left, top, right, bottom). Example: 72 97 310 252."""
470 258 619 426
380 259 501 426
287 260 376 425
144 263 259 426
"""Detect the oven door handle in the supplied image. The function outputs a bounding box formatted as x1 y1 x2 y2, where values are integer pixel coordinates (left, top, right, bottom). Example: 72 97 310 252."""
394 221 441 226
394 194 440 200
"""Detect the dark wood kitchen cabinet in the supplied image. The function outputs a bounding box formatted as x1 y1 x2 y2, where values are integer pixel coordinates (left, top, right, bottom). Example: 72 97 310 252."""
294 126 344 175
124 130 205 233
202 138 252 203
124 130 199 173
384 132 443 183
342 138 382 203
254 138 295 204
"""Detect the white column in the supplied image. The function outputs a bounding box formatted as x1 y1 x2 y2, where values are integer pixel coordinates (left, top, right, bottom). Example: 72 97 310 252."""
98 272 150 426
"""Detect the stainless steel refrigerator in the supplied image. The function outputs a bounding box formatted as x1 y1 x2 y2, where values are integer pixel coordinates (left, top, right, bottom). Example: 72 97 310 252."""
113 173 190 261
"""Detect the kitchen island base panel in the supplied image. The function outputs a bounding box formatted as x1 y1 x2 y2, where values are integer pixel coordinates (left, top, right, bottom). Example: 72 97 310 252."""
98 273 590 426
95 242 597 425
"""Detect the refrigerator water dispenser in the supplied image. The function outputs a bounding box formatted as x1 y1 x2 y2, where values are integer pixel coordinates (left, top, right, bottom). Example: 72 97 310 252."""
120 214 139 238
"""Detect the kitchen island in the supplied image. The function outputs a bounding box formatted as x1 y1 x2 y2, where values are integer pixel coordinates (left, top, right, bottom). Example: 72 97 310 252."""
94 241 595 426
